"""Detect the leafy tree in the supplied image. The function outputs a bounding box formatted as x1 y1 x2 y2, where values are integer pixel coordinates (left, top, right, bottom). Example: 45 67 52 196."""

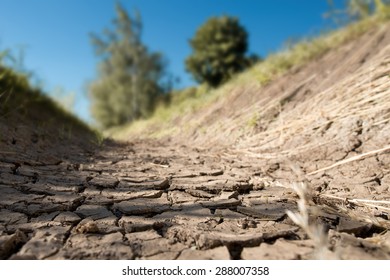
185 16 258 88
89 3 167 128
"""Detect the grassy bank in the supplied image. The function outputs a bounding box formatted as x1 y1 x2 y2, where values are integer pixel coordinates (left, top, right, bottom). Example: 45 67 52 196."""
110 11 390 141
0 64 101 145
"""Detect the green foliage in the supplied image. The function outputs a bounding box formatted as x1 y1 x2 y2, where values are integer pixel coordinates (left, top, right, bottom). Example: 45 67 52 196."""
88 3 168 129
0 66 30 117
0 51 30 95
346 0 390 19
185 16 258 88
374 0 390 18
247 112 259 128
326 0 390 23
348 0 373 19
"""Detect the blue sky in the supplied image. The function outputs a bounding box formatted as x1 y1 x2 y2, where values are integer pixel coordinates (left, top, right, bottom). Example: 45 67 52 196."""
0 0 345 124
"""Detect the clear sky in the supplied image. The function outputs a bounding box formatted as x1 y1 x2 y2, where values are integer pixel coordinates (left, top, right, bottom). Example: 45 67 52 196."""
0 0 345 124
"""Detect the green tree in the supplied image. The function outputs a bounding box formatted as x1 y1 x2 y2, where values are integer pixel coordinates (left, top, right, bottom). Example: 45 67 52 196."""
185 16 258 88
89 3 167 128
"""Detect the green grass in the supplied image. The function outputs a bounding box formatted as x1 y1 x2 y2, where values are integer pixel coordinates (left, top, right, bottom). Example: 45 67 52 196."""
247 112 259 129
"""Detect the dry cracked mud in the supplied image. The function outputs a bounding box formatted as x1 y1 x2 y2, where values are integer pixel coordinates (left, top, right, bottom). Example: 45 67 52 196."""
1 22 390 260
0 138 389 260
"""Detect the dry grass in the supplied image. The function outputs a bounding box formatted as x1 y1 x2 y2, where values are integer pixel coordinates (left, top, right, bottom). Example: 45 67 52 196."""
286 182 334 259
308 145 390 175
317 194 390 235
236 40 390 161
287 182 390 259
111 13 390 141
320 194 390 218
0 65 100 144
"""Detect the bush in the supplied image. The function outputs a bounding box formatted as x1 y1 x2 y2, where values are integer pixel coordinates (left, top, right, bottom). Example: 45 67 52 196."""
185 16 259 88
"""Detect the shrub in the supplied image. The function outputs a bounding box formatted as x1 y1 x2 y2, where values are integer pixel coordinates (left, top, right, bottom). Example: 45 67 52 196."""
185 16 259 88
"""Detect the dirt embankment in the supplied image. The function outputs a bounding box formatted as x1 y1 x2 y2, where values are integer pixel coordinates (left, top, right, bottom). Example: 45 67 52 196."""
0 22 390 260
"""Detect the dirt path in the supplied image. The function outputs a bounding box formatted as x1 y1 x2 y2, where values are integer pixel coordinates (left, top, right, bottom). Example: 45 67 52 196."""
0 136 389 260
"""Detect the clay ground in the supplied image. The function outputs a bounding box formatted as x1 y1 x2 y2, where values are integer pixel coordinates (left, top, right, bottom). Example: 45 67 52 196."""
1 22 390 260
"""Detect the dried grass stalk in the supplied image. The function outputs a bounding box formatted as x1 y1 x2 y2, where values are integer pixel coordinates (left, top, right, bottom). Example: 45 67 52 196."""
307 145 390 175
286 182 334 259
320 194 390 214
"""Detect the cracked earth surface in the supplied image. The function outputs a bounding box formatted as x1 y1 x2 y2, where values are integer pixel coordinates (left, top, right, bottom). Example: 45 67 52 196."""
1 23 390 260
1 138 389 260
